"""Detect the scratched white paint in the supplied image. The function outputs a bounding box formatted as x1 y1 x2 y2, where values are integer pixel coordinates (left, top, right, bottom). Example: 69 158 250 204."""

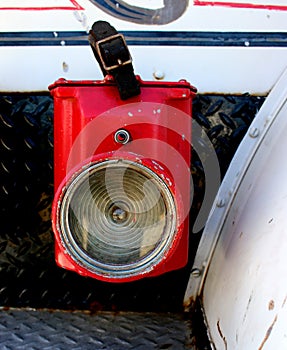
0 0 287 92
199 70 287 349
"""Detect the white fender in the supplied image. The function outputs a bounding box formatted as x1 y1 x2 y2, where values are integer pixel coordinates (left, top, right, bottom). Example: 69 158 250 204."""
184 67 287 349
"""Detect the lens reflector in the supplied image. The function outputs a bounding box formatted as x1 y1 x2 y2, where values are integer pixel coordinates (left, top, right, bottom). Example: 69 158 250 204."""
58 158 177 280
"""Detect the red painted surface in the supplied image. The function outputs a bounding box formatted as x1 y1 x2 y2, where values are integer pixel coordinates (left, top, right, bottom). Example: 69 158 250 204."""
49 76 196 283
0 0 83 11
194 0 287 11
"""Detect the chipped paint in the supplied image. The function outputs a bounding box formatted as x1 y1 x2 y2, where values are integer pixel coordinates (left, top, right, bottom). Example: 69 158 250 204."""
258 315 278 350
281 295 287 308
242 292 253 324
217 320 228 350
268 300 275 311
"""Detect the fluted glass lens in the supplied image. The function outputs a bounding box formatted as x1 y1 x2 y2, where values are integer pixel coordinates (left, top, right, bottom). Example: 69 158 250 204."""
59 159 177 277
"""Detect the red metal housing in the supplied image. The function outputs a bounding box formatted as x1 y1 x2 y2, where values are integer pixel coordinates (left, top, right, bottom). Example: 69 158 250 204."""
49 76 196 283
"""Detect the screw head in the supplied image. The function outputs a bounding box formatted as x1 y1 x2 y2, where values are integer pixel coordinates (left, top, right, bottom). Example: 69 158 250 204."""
191 268 201 278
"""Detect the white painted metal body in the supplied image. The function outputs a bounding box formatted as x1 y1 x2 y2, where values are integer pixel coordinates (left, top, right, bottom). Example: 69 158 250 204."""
185 68 287 349
0 0 287 93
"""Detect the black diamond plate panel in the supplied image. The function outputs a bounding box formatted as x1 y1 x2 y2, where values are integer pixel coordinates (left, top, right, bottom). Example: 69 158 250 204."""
0 309 195 350
0 94 195 313
0 94 265 313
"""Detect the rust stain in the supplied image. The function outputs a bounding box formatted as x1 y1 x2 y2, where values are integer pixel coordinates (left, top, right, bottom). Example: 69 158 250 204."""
217 319 227 350
258 315 278 350
183 296 197 312
268 300 275 311
281 295 287 308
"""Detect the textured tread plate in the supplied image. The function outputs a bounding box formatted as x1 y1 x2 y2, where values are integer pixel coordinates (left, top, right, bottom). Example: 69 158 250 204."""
0 95 264 312
0 309 193 349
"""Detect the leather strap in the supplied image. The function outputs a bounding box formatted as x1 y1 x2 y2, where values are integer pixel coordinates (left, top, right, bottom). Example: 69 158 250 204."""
88 21 140 100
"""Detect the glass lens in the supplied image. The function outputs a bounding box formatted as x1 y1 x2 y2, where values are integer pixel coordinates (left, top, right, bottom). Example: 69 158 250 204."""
59 159 177 277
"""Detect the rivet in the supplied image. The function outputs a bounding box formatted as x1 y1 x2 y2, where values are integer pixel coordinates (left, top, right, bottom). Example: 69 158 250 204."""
191 268 201 278
153 70 165 80
216 198 225 208
249 127 259 138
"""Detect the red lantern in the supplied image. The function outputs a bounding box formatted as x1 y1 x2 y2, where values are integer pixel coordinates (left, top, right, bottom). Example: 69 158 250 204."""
49 76 196 282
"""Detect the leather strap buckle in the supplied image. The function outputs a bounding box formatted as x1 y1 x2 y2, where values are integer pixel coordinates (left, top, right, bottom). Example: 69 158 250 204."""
95 34 132 71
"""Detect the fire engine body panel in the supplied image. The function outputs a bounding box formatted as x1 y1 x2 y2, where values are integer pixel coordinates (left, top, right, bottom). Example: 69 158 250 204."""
0 0 287 93
1 1 287 349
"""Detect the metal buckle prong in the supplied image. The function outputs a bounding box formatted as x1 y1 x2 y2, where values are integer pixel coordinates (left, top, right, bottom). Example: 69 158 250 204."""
95 34 132 71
